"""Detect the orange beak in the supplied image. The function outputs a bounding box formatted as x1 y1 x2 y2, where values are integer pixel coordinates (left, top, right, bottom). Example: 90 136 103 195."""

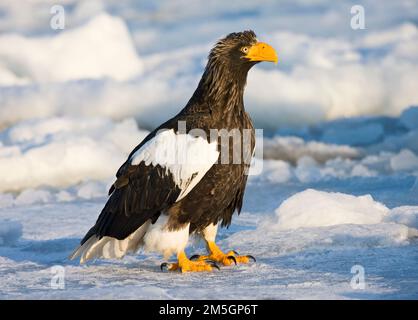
245 42 278 64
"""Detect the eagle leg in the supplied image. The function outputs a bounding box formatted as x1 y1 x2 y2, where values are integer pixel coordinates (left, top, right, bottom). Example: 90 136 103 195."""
160 251 220 273
191 241 256 266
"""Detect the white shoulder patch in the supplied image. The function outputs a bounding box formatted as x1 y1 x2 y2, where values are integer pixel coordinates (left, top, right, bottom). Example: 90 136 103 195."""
130 129 219 201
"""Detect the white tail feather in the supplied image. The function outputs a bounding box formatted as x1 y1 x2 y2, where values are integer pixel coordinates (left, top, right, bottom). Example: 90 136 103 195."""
69 220 151 264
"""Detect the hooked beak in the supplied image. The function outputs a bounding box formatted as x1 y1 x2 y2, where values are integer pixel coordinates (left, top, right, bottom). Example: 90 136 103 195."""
245 42 278 64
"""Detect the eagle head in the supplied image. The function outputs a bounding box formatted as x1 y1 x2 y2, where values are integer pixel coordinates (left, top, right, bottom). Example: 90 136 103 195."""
208 30 278 72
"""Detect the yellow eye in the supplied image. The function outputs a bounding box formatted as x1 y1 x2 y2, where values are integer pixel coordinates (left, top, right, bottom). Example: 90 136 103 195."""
241 46 249 54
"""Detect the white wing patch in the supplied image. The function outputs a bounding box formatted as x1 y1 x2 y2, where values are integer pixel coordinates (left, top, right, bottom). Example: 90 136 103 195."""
130 129 219 201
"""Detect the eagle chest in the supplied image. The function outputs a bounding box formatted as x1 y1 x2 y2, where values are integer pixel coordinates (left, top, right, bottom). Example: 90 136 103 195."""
172 114 254 228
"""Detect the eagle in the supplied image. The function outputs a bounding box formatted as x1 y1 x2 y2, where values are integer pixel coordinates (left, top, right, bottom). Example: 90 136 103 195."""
70 30 277 272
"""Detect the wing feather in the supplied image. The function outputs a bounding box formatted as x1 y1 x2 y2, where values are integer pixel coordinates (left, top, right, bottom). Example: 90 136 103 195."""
79 128 219 246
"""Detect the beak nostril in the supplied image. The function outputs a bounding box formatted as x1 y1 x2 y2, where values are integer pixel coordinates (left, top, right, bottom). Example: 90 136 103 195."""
248 42 277 63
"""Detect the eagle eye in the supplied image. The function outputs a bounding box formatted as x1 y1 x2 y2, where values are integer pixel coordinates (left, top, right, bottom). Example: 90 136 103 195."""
241 46 249 54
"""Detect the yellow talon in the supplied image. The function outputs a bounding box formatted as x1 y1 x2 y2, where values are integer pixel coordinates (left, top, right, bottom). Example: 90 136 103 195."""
192 241 256 266
161 251 219 273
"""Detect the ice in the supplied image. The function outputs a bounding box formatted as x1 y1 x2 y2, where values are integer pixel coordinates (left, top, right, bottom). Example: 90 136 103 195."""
227 221 412 259
264 136 359 164
294 156 322 183
390 149 418 172
378 129 418 154
0 220 22 246
321 122 384 147
0 193 14 208
76 181 108 200
0 13 143 84
14 189 53 206
0 5 417 131
270 106 418 178
252 159 293 183
0 117 148 192
269 189 389 230
225 189 418 270
55 190 75 203
386 206 418 230
1 0 418 300
245 23 418 130
350 164 377 177
400 106 418 130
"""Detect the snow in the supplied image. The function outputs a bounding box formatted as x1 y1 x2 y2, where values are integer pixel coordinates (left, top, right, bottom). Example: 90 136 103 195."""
0 14 143 84
0 117 148 192
2 101 418 300
385 206 418 230
0 2 417 131
254 159 293 183
264 136 359 164
270 189 389 230
14 189 53 206
55 190 75 203
0 193 14 209
1 0 418 300
76 181 108 200
390 149 418 172
228 220 412 259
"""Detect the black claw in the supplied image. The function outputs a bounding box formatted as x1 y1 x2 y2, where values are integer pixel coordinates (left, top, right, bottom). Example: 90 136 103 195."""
205 260 220 270
190 254 200 261
233 250 240 255
160 262 169 271
227 255 237 265
247 255 256 262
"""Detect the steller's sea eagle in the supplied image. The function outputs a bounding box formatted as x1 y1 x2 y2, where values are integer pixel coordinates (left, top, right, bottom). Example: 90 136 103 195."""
70 30 278 272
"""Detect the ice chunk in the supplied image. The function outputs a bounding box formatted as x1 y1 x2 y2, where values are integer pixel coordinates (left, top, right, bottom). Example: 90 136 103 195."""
271 189 389 230
351 164 377 177
0 13 143 84
14 189 53 206
294 156 322 183
0 193 14 208
77 181 107 199
55 190 75 202
253 159 293 183
400 106 418 130
386 206 418 230
0 117 148 192
390 149 418 171
264 136 359 164
0 19 417 132
227 222 411 259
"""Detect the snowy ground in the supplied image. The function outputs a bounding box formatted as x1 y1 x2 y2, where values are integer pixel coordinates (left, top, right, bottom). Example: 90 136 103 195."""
1 109 418 299
1 0 418 299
